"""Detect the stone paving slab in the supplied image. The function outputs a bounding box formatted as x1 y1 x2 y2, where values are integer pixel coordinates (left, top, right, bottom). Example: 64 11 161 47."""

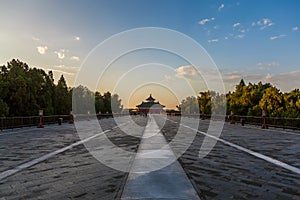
155 116 300 200
192 118 300 168
1 115 299 199
121 115 200 200
0 116 147 200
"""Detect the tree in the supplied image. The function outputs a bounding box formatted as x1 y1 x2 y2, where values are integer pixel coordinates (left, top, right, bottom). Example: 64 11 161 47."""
259 86 284 117
95 92 104 113
103 92 112 114
72 85 94 114
180 96 199 114
111 94 123 113
282 89 300 118
198 91 212 114
0 99 9 117
55 75 70 114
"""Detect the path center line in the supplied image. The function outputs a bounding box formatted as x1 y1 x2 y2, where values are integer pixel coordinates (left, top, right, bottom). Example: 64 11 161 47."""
121 115 200 200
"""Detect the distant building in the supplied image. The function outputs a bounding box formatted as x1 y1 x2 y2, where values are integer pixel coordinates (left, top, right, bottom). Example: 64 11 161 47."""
136 94 165 114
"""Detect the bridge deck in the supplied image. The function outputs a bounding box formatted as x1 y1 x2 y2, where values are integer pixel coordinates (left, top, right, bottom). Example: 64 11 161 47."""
0 116 299 199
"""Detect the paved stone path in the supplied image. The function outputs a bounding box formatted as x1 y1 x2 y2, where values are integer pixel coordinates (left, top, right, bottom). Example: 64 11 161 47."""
0 115 299 199
121 115 200 200
155 116 300 199
0 117 146 200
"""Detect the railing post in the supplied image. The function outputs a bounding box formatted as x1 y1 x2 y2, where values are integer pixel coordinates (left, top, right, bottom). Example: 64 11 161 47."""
230 111 235 124
37 110 44 128
262 110 268 129
69 110 74 124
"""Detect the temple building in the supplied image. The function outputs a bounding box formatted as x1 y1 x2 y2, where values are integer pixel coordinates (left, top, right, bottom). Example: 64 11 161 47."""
136 94 165 114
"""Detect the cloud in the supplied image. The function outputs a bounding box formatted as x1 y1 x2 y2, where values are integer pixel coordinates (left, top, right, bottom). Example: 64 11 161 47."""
70 56 80 61
263 71 300 92
218 4 225 11
47 68 75 76
163 75 175 82
32 37 40 41
37 46 48 54
292 26 299 31
222 71 242 83
232 22 241 28
208 39 219 43
254 18 274 30
175 65 200 81
54 49 67 59
74 36 80 41
257 62 280 71
198 17 215 25
53 65 79 70
222 69 300 92
270 34 286 40
235 34 245 39
265 73 272 80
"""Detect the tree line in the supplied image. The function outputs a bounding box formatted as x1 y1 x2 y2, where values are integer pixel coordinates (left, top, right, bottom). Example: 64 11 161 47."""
1 59 299 118
179 79 300 118
0 59 122 117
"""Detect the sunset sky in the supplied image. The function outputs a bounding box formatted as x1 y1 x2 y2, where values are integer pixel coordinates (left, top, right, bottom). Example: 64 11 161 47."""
1 0 300 109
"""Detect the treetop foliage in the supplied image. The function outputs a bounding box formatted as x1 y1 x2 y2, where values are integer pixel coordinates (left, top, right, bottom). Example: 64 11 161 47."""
0 59 123 117
180 79 300 118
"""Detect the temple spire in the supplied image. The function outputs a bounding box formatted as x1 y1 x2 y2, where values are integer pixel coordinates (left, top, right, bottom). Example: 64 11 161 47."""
146 94 155 102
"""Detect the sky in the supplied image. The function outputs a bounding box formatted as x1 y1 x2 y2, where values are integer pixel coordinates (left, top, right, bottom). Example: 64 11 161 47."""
1 0 300 109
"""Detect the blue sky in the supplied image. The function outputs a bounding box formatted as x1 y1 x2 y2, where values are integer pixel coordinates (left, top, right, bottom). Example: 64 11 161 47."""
1 0 300 108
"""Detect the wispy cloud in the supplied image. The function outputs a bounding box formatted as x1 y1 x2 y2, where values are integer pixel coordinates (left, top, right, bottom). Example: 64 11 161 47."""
198 17 215 25
235 34 245 39
218 4 225 11
32 37 40 41
163 75 175 82
264 71 300 92
53 65 79 70
175 65 200 81
253 18 274 30
232 22 240 28
292 26 299 31
70 56 80 61
257 62 280 70
37 46 48 54
208 39 219 43
54 49 67 59
222 71 242 83
47 68 75 76
270 34 286 40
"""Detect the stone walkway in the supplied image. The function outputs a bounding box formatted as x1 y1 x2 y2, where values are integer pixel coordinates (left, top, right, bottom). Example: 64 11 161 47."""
121 115 200 200
0 116 299 199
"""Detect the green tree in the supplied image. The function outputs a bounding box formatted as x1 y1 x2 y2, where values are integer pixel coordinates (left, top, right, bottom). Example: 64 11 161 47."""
95 91 104 114
282 89 300 118
103 92 112 113
180 96 199 114
55 75 70 114
198 91 212 114
259 86 284 117
111 94 123 113
72 85 94 114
